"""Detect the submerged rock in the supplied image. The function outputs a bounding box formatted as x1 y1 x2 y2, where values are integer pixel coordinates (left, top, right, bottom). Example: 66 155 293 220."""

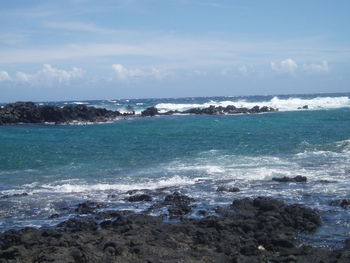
75 201 106 214
147 192 195 218
127 194 153 202
216 186 240 192
0 193 28 199
48 214 60 219
329 199 350 209
272 175 307 183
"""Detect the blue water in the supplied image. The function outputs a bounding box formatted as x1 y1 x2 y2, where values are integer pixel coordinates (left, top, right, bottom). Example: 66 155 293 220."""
1 93 350 247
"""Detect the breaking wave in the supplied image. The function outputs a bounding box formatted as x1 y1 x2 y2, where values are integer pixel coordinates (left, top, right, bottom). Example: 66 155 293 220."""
155 96 350 112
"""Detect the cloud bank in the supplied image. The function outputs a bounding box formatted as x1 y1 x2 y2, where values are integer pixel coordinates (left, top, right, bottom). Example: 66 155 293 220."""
271 59 331 75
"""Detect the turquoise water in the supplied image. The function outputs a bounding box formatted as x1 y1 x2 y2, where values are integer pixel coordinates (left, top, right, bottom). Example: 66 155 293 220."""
0 93 350 247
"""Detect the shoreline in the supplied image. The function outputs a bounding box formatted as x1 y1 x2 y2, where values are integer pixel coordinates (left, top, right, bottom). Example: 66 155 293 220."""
0 193 349 262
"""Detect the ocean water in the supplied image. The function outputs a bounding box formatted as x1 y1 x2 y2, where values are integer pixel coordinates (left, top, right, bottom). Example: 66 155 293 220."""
1 93 350 247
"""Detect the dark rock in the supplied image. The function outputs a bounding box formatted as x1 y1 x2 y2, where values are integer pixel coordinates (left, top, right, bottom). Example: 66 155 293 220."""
181 104 276 115
0 193 28 199
272 175 307 183
95 211 122 220
0 101 122 125
141 106 159 117
216 186 240 192
197 210 208 216
329 199 350 209
127 194 153 202
107 194 118 198
48 213 60 219
57 218 98 231
75 201 106 214
146 192 195 218
231 196 321 233
1 197 348 263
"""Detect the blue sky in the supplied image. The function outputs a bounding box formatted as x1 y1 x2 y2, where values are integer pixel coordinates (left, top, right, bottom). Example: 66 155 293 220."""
0 0 349 102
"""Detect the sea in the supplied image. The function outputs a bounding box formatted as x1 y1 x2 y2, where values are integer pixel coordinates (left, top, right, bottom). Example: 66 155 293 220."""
0 93 350 248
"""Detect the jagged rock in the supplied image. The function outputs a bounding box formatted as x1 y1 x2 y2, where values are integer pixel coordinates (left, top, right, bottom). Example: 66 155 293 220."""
141 106 158 117
0 193 28 199
1 197 349 262
127 194 153 202
329 199 350 209
48 214 60 219
0 102 122 125
75 201 106 214
57 218 98 231
216 186 240 192
146 192 195 218
272 175 307 183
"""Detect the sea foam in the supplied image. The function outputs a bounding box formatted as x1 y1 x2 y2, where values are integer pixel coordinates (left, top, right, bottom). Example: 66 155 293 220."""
155 96 350 112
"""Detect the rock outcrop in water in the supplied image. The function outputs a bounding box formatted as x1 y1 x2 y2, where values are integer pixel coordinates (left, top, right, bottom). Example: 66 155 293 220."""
272 175 307 183
141 104 277 117
1 196 350 263
0 102 125 125
0 102 277 124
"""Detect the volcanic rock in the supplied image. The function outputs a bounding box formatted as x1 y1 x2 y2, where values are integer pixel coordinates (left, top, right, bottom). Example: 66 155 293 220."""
272 175 307 183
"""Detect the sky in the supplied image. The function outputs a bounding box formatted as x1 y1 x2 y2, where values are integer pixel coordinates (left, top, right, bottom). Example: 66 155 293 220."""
0 0 349 102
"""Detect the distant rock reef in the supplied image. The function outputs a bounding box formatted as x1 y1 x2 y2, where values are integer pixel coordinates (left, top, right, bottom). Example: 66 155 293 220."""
0 102 128 125
142 105 277 116
0 101 278 125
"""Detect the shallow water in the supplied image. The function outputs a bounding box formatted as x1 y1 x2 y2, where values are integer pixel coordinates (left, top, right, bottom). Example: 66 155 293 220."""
0 93 350 248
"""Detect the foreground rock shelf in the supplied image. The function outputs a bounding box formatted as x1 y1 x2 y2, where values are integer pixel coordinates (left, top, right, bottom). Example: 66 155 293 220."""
0 195 349 263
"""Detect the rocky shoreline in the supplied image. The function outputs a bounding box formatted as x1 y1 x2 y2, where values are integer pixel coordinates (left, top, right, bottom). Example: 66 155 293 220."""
1 193 349 263
0 101 278 125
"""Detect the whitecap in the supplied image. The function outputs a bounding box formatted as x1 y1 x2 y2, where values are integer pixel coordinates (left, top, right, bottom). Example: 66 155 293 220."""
155 96 350 113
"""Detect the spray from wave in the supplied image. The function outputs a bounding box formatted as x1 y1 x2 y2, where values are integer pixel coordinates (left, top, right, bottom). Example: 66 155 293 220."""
155 96 350 112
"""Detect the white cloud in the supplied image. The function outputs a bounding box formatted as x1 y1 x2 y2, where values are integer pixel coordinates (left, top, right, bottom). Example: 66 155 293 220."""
271 58 298 74
16 64 84 85
221 65 254 76
303 61 330 73
238 65 249 75
112 64 172 81
0 70 11 81
112 64 144 80
44 22 116 34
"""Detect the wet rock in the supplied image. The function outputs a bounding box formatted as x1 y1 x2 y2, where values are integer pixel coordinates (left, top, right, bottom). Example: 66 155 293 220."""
75 201 106 214
0 193 28 199
176 105 276 115
0 102 122 125
298 105 309 110
95 211 122 220
141 106 158 117
272 175 307 183
48 213 60 219
146 192 195 218
196 210 208 216
163 192 195 204
231 196 321 233
329 199 350 209
127 194 153 202
57 218 98 231
0 197 347 263
216 186 240 192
